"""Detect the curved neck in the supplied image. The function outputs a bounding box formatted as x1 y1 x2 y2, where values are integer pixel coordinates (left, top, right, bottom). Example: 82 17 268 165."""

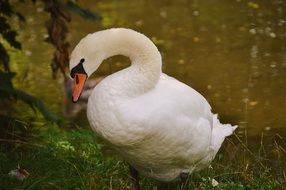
89 29 162 96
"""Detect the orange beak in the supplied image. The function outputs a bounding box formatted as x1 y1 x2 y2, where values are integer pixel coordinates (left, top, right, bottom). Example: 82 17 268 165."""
72 73 87 103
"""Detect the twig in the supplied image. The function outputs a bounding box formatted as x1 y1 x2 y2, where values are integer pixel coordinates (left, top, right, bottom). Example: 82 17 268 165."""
0 138 44 147
213 171 244 178
234 134 267 169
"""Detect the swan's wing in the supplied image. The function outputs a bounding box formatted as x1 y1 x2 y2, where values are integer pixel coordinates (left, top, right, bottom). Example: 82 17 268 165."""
119 73 213 127
115 73 214 162
158 73 212 121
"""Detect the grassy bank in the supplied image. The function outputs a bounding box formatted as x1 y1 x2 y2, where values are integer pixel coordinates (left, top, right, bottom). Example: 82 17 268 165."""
0 126 285 190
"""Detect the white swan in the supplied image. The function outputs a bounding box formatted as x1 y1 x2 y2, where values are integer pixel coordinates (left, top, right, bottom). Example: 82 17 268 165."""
69 28 237 188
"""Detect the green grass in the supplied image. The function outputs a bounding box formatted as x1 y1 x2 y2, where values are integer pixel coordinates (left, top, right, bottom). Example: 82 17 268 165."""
0 126 285 190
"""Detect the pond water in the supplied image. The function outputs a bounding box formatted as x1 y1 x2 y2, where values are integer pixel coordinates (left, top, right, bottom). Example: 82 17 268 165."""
12 0 286 137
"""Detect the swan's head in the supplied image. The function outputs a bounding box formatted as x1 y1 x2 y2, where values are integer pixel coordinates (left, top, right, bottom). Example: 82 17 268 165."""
69 33 106 102
69 28 161 102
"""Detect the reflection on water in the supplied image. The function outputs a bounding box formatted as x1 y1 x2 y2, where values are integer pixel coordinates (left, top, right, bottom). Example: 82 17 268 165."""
12 0 286 136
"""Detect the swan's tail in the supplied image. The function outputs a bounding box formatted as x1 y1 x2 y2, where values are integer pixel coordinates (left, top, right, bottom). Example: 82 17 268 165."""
211 114 238 156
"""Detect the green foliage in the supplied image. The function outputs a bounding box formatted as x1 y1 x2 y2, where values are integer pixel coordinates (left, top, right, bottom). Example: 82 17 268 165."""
0 0 102 125
0 1 22 72
0 43 10 71
0 0 24 21
0 0 60 125
0 128 284 190
0 2 22 51
0 85 59 122
0 129 130 190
